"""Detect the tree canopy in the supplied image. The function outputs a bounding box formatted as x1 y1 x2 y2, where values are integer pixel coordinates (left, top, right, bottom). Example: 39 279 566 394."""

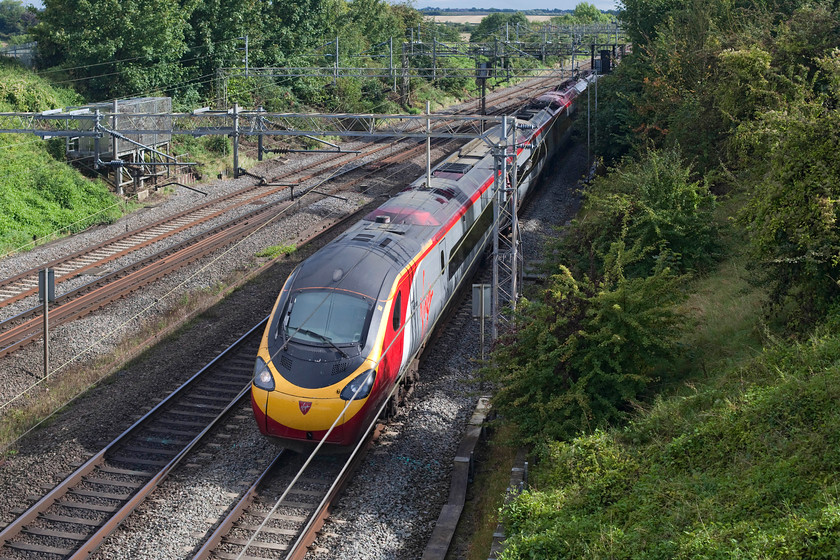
551 2 613 24
31 0 425 103
0 0 34 39
469 12 530 43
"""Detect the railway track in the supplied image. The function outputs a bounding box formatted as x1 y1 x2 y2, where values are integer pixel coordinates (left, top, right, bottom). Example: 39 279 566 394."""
0 185 286 308
0 176 405 558
0 77 562 360
0 75 557 310
0 75 587 560
0 320 266 559
192 429 378 560
0 318 390 560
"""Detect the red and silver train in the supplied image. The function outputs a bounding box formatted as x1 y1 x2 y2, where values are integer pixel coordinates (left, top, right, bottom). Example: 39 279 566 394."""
251 75 592 448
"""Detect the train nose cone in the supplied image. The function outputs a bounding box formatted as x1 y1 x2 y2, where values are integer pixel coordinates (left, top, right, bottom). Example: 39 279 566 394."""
265 391 366 432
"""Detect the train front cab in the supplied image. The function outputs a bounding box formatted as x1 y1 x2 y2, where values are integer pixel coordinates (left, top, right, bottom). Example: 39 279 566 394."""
251 262 413 450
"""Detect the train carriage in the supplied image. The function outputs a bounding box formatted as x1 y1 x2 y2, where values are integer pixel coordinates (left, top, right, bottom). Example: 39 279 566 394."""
251 75 592 448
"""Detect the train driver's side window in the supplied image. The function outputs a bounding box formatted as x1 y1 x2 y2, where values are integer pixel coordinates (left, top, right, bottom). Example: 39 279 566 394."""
392 291 402 331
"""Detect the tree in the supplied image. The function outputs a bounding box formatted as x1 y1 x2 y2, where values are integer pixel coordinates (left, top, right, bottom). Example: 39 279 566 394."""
617 0 685 47
261 0 342 67
345 0 400 46
390 2 423 37
0 0 26 38
181 0 265 103
33 0 190 100
470 12 529 43
551 2 612 25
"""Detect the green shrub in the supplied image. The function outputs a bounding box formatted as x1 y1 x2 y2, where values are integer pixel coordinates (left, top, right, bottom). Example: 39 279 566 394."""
485 244 683 446
559 148 717 280
497 327 840 560
256 244 296 258
203 135 231 155
736 50 840 328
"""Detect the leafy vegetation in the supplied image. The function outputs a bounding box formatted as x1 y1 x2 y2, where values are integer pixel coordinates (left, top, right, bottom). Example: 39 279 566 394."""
487 254 682 447
481 0 840 557
469 12 530 43
550 2 613 24
558 148 717 279
33 0 190 101
30 0 431 105
589 0 840 323
499 328 840 559
255 244 296 259
736 49 840 327
26 0 587 110
485 146 717 443
0 0 35 41
0 59 122 254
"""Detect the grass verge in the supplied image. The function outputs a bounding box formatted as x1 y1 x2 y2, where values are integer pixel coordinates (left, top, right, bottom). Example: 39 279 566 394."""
0 249 277 455
448 422 520 560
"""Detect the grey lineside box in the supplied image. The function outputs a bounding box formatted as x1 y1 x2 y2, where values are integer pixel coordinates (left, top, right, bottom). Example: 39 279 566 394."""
472 284 491 318
68 97 172 158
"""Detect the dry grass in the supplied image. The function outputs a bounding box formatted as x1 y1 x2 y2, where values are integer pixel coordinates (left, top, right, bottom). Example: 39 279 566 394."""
0 256 268 455
425 15 555 24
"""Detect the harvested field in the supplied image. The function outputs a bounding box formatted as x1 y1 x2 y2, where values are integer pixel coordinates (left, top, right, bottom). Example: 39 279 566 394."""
424 14 556 24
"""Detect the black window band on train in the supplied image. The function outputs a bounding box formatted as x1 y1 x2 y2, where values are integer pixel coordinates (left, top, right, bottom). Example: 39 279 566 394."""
449 201 495 280
392 291 402 330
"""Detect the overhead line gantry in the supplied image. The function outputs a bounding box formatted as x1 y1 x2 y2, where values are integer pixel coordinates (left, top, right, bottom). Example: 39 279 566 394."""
0 67 603 336
216 23 625 105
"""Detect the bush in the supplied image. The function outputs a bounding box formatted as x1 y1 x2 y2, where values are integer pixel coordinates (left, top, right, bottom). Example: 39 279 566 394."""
498 327 840 559
203 135 231 155
485 245 683 446
736 50 840 328
558 148 717 280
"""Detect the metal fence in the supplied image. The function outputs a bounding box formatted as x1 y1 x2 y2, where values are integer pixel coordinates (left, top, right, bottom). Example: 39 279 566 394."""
0 42 36 68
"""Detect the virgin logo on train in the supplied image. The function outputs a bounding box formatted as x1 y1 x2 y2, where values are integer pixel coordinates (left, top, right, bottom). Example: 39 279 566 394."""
299 401 312 415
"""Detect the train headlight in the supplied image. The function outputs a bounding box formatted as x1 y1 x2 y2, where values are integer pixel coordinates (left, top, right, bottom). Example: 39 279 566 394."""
340 370 376 401
253 356 275 391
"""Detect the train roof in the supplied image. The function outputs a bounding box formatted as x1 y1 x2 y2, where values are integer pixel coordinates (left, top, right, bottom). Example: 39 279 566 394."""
300 79 592 292
294 232 423 300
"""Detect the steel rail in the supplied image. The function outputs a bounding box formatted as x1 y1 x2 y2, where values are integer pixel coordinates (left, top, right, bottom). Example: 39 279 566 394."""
192 381 391 560
0 319 268 559
0 77 555 360
0 184 280 308
0 187 322 358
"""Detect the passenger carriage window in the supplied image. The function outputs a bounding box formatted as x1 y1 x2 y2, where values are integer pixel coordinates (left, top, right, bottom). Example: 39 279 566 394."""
449 202 495 279
441 250 445 274
392 291 402 330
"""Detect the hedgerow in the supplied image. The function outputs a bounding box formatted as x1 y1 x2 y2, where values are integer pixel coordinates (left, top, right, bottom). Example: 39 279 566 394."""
499 329 840 559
